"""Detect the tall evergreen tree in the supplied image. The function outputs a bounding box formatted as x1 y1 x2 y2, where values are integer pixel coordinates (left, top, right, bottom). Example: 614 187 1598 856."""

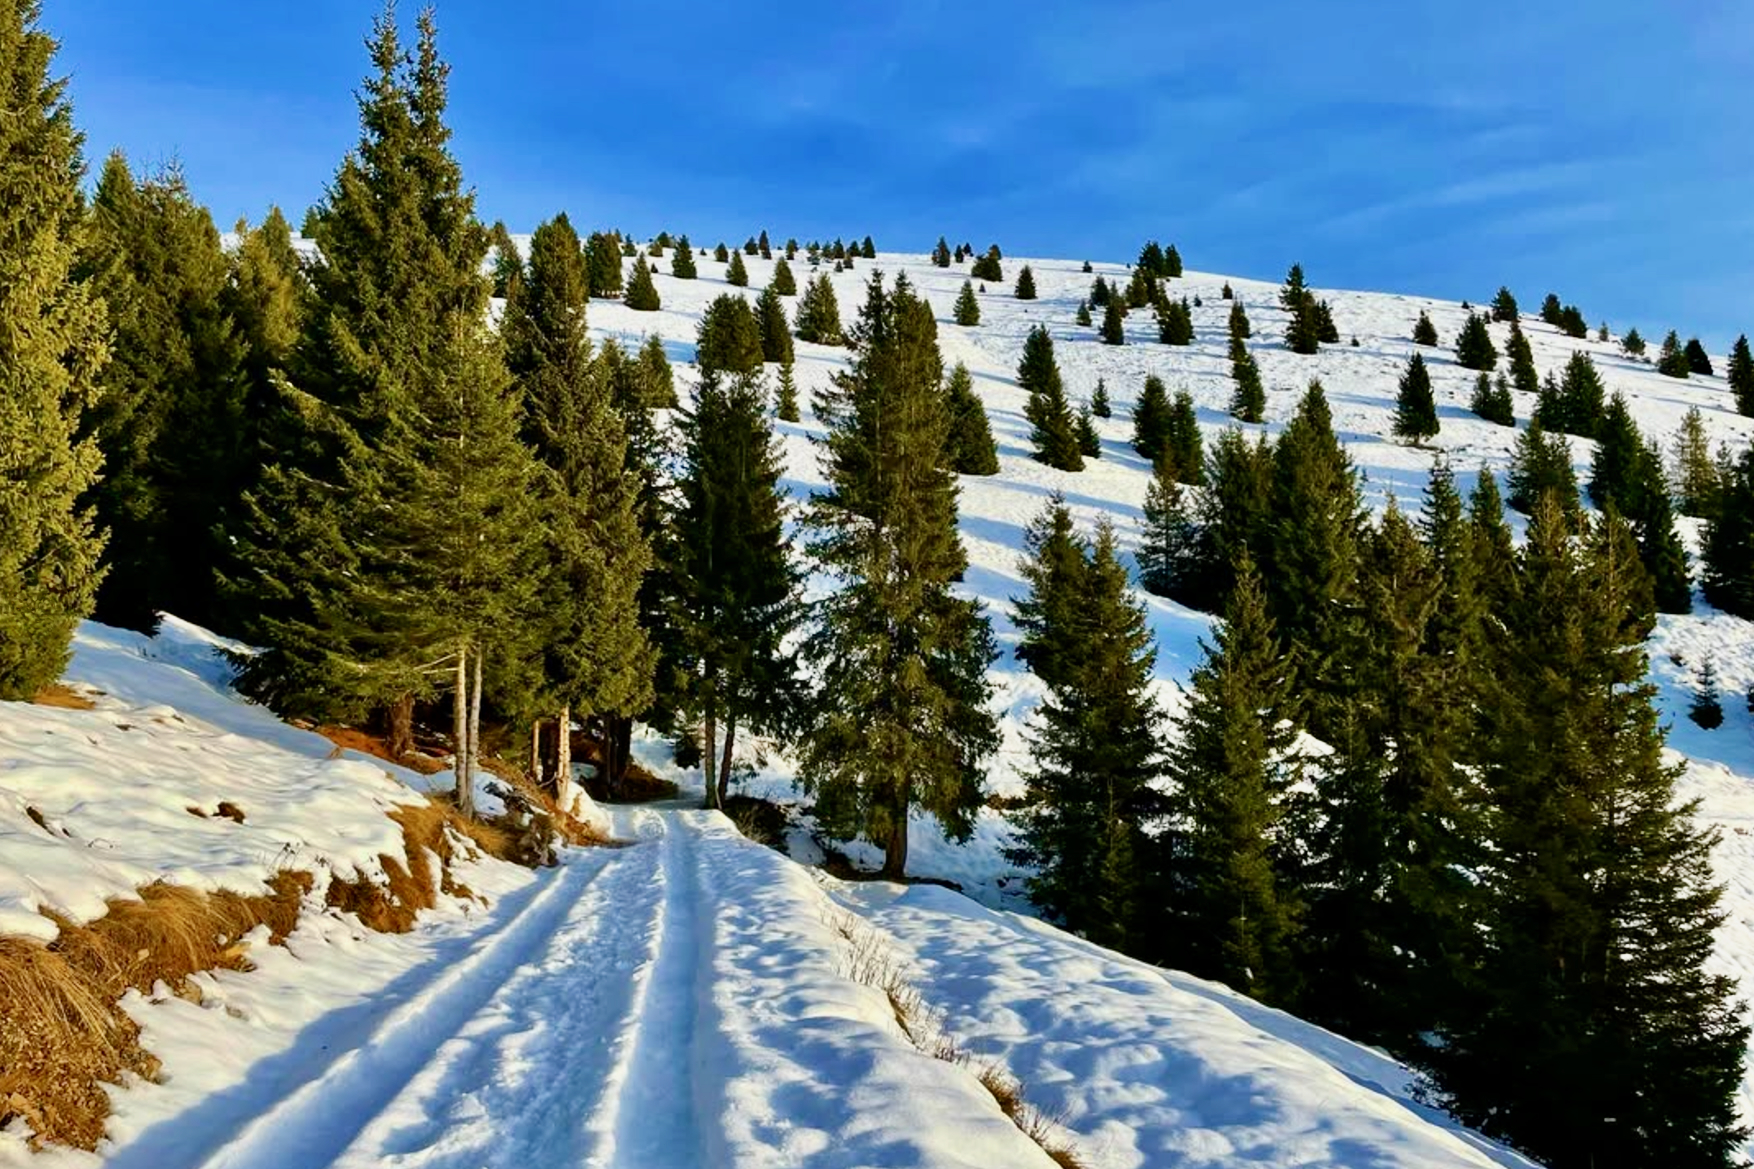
1099 297 1125 345
1505 320 1539 398
1412 310 1439 346
1671 406 1721 517
1187 428 1276 612
584 230 623 296
1556 350 1606 438
1432 500 1748 1168
1156 295 1194 345
774 357 800 423
758 229 770 259
1167 389 1204 486
1090 377 1110 418
1010 515 1163 948
1506 420 1580 520
1138 455 1199 601
624 255 660 310
670 233 697 278
1089 274 1111 307
1489 285 1519 323
756 284 793 365
1393 352 1439 443
943 361 999 476
1130 374 1172 465
1469 371 1515 426
1075 403 1101 459
638 333 677 407
1727 334 1753 415
1469 468 1517 613
725 248 749 287
1454 311 1498 371
970 245 1002 282
1158 551 1302 1002
488 218 521 298
1075 300 1092 327
1136 240 1166 275
1229 347 1266 423
1702 448 1754 618
860 235 876 259
931 236 951 267
793 271 844 344
1228 298 1252 342
801 273 999 877
1164 243 1183 277
1013 264 1036 299
1658 329 1691 378
1622 327 1646 357
769 256 797 297
1587 393 1647 512
1685 337 1714 376
0 0 108 698
1018 324 1082 471
952 279 980 326
695 292 764 376
668 368 801 808
1011 496 1087 692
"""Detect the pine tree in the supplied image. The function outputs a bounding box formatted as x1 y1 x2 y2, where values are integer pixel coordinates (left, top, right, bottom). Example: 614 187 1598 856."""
1671 406 1721 517
1089 274 1111 307
0 0 108 698
488 219 521 298
1454 312 1498 371
1137 240 1166 276
1559 350 1606 437
1164 243 1183 277
765 358 797 423
1090 377 1110 418
1557 304 1588 339
1158 551 1302 1002
1658 329 1690 378
1125 266 1155 309
1099 297 1125 345
1131 374 1172 464
801 273 999 877
756 284 793 365
1010 516 1163 949
1691 658 1725 729
1014 264 1037 299
970 245 1002 282
784 237 797 260
1393 352 1439 443
1229 348 1266 424
1684 337 1714 376
1279 263 1306 309
943 361 999 475
742 236 758 256
1469 468 1516 612
624 255 660 310
1702 448 1754 618
1505 320 1539 397
1622 327 1646 357
725 248 749 287
1728 335 1754 415
769 256 797 296
1221 282 1233 300
503 213 653 795
1228 298 1252 342
793 271 844 345
1138 455 1200 600
1627 440 1693 616
1412 310 1439 346
1432 500 1748 1169
952 279 980 326
668 368 802 808
1074 301 1091 327
1075 403 1101 459
1156 296 1194 345
1587 393 1647 512
637 333 677 408
1164 389 1203 486
1489 286 1519 323
671 233 697 278
860 235 876 259
1018 325 1082 471
1469 371 1515 426
1012 496 1087 692
580 230 622 297
1506 420 1579 520
931 236 951 267
695 293 764 375
1314 299 1339 344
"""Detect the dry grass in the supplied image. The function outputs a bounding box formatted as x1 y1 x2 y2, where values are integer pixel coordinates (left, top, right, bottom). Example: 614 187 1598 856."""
723 794 788 849
30 684 95 711
1 872 311 1150
826 911 1087 1169
316 724 449 776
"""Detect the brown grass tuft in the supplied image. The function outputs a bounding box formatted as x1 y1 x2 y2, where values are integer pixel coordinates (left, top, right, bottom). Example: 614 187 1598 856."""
316 724 449 775
30 684 95 711
214 801 246 824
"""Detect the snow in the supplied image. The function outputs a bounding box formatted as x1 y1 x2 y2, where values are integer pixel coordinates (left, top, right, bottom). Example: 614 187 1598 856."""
7 243 1754 1166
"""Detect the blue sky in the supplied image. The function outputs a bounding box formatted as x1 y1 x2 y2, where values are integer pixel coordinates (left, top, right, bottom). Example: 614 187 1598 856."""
50 0 1754 349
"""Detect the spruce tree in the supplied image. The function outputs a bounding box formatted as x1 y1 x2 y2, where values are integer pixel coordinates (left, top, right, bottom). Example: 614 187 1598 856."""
1158 551 1302 1002
1702 448 1754 618
712 240 729 263
1627 439 1692 615
775 357 800 423
756 284 793 365
1691 658 1725 729
943 361 999 475
1433 500 1748 1168
1228 298 1252 342
970 245 1002 282
1454 311 1498 371
1622 327 1646 357
1167 389 1203 486
669 368 802 808
758 229 771 259
931 236 951 267
638 333 677 407
793 271 844 345
488 218 521 298
1505 320 1539 398
1685 337 1713 376
1412 310 1439 346
1014 264 1036 299
1658 330 1690 378
1137 240 1166 275
1587 393 1646 511
1489 286 1518 322
784 237 797 260
1091 377 1110 418
1131 375 1173 465
725 248 749 287
584 230 623 296
1221 282 1233 299
1010 516 1163 949
801 273 999 876
1012 496 1088 691
1727 335 1753 415
695 292 764 376
1075 301 1091 327
743 235 758 256
1138 454 1200 600
1506 420 1580 520
624 255 660 310
1125 267 1155 309
0 0 108 698
671 233 697 278
1075 403 1101 459
1156 296 1194 345
1089 274 1111 306
1671 406 1721 518
1018 325 1082 471
1164 243 1183 277
952 279 980 326
1393 352 1439 443
1557 303 1588 339
1187 428 1276 612
1229 348 1266 423
769 256 797 296
1555 350 1606 438
1469 371 1515 426
503 213 653 781
1469 468 1517 613
860 235 876 259
1099 297 1126 345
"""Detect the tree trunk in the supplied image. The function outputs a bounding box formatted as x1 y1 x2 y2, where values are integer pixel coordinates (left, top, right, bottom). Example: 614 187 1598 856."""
702 682 719 812
881 787 909 879
717 707 737 810
469 651 484 808
607 715 632 796
556 703 573 813
454 648 472 819
530 719 544 789
387 693 415 760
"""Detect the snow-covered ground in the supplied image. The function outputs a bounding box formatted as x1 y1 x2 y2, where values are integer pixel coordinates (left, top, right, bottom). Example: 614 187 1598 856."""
5 244 1754 1166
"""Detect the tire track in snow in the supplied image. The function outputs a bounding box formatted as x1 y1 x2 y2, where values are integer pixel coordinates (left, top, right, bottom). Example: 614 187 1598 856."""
185 846 630 1169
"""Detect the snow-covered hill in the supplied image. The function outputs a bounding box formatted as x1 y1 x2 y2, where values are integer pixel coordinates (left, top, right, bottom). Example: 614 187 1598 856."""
5 244 1753 1167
